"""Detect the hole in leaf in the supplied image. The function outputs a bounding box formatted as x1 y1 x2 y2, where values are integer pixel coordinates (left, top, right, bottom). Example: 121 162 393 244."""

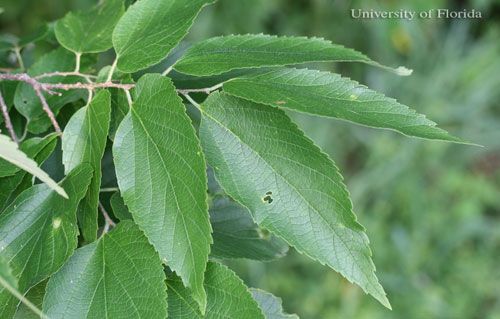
262 191 273 204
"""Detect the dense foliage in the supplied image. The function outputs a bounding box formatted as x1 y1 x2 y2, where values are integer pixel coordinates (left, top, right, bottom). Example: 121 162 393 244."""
0 0 491 318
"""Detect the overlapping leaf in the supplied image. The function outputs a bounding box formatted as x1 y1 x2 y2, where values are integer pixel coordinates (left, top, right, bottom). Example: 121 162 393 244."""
55 0 124 54
0 133 58 211
210 197 288 261
13 281 46 319
0 133 66 197
166 262 264 319
42 221 167 319
199 92 390 308
223 68 461 141
62 90 111 242
250 289 299 319
0 164 92 317
174 34 411 76
112 0 214 73
113 74 211 312
110 192 132 221
14 48 87 133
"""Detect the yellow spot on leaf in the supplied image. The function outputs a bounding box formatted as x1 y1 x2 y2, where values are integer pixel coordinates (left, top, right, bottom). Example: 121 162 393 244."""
52 218 62 229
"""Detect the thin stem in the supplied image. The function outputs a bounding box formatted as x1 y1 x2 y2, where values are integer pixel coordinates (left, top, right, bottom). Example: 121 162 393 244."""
35 72 97 81
0 276 48 319
98 201 116 234
86 89 93 105
0 92 18 144
124 89 133 108
13 47 25 70
178 83 223 95
181 93 202 110
74 52 82 72
33 85 61 133
99 187 119 193
1 71 222 134
162 65 173 76
44 82 134 91
106 58 118 83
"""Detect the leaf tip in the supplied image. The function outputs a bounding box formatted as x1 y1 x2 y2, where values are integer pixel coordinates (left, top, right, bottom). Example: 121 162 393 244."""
394 66 413 76
57 188 69 199
378 293 392 310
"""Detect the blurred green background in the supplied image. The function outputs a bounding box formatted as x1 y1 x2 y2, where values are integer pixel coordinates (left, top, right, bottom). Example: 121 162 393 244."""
2 0 500 318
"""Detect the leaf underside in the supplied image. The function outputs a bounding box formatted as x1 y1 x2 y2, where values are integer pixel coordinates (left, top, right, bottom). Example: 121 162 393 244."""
210 196 289 261
0 133 66 198
223 68 462 142
166 262 265 319
199 92 390 308
174 34 411 76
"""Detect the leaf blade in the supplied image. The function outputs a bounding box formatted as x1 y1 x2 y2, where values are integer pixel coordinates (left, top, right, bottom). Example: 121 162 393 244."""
55 0 124 53
113 74 211 312
0 133 59 212
174 34 411 76
62 90 111 242
0 164 93 317
0 133 67 198
210 196 288 261
42 221 168 319
112 0 214 73
223 68 462 142
166 262 265 319
250 289 299 319
199 92 390 308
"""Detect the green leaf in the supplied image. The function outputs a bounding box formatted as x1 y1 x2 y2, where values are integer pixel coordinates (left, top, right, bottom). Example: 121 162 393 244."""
250 289 299 319
174 34 412 76
113 74 211 312
42 221 168 319
0 257 46 319
18 24 49 48
0 164 92 317
211 196 288 261
166 262 265 319
112 0 214 73
223 68 462 142
0 133 67 198
14 48 87 134
62 90 111 242
55 0 124 54
0 133 58 212
0 257 17 296
109 88 130 140
199 92 390 308
13 281 47 319
110 192 132 221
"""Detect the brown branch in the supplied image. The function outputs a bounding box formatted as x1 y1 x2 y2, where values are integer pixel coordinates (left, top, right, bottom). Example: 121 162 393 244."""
0 71 223 134
0 91 18 144
35 71 96 82
0 73 132 133
33 85 61 133
43 81 134 91
98 201 116 234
